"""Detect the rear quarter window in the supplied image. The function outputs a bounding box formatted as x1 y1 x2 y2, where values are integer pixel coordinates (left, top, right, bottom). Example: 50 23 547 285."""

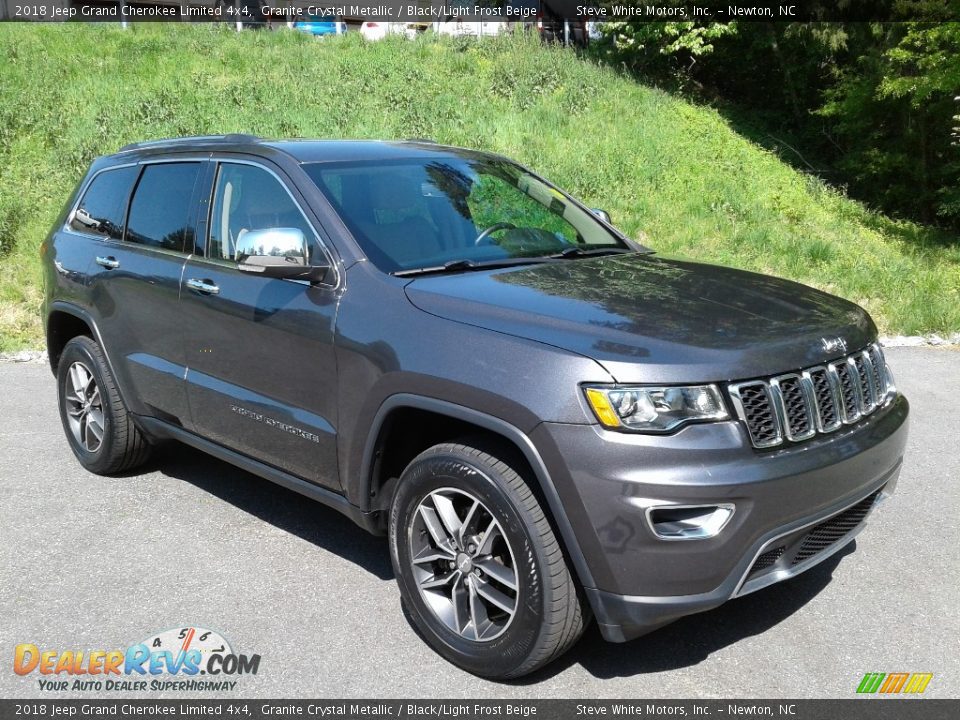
69 166 139 239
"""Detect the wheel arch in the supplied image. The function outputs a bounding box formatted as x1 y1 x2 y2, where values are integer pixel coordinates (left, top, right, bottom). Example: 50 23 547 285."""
46 302 139 422
359 394 596 589
46 303 100 374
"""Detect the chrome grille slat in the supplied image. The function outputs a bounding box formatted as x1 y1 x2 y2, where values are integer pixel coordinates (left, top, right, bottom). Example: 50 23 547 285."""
728 381 782 448
771 374 815 441
805 367 842 433
852 353 876 414
728 343 893 449
868 345 887 399
831 360 861 423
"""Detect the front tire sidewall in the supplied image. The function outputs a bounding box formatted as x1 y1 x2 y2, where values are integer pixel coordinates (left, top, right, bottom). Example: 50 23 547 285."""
390 451 547 678
57 339 114 474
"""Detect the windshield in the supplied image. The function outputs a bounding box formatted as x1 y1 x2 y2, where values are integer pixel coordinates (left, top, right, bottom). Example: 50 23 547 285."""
302 157 630 273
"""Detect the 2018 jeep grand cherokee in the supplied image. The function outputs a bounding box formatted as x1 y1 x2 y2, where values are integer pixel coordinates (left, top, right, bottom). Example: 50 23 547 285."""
42 136 909 679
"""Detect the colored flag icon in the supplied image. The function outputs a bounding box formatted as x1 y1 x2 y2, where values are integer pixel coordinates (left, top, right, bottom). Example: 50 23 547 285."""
857 672 933 694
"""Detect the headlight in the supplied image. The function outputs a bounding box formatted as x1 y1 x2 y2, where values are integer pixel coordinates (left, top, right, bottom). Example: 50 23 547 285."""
583 384 729 432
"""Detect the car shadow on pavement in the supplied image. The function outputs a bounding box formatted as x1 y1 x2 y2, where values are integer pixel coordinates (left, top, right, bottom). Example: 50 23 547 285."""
147 443 395 581
516 542 855 683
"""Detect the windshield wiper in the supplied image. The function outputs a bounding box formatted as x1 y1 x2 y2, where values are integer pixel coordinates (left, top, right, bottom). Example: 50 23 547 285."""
549 246 635 259
393 247 636 277
393 257 552 278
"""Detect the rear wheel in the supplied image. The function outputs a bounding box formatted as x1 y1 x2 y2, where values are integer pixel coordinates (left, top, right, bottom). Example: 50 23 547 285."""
56 336 151 475
389 440 586 679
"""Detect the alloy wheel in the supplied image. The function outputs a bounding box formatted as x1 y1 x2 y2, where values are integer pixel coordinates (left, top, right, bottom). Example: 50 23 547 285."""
408 487 519 642
64 361 105 453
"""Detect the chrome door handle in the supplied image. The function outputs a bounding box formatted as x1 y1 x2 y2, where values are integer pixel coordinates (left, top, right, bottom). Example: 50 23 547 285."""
95 256 119 269
186 278 220 295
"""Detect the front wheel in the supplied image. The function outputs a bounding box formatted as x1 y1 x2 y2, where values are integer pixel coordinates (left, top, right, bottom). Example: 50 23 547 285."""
389 440 586 679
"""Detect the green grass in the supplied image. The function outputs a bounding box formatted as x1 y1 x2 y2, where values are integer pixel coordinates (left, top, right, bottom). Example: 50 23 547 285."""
1 23 958 350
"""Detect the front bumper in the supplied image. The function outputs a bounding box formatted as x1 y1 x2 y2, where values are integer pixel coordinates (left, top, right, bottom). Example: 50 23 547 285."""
531 394 909 642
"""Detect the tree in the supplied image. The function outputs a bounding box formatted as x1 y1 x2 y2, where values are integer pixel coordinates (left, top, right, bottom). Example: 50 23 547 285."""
818 23 960 225
595 22 738 78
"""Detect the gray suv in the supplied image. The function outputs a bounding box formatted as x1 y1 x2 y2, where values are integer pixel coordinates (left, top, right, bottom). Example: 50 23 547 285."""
42 136 909 679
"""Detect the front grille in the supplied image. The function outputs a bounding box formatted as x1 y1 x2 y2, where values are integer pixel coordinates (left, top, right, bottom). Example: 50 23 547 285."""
743 487 883 581
852 353 876 411
792 490 880 565
776 374 814 440
729 343 893 449
808 368 841 431
736 382 781 447
753 545 786 571
868 346 886 405
834 361 861 422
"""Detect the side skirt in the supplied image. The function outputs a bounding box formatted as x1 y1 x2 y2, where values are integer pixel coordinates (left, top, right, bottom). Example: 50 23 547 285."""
136 415 381 534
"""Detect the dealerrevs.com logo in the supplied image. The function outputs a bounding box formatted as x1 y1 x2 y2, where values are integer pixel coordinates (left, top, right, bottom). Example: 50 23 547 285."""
14 626 261 692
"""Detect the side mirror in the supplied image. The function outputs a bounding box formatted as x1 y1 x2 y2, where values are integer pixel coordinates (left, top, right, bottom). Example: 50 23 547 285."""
591 208 612 224
236 228 328 282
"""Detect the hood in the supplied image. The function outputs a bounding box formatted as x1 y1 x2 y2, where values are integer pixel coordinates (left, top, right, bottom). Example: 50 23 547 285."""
403 254 875 383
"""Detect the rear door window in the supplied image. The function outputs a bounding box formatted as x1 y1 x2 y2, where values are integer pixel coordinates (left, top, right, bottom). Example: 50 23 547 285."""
69 166 139 240
125 162 202 252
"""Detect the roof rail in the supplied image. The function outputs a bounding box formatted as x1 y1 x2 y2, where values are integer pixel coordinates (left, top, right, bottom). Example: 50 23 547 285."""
117 134 263 153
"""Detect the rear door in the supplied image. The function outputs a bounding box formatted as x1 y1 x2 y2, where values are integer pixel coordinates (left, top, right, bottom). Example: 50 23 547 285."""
86 159 207 425
57 163 139 318
180 158 342 489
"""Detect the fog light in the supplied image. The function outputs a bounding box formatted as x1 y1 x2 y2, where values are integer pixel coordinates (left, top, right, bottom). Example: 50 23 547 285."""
646 504 735 540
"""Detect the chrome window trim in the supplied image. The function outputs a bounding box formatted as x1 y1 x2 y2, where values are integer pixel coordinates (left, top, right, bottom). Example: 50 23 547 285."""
205 157 341 289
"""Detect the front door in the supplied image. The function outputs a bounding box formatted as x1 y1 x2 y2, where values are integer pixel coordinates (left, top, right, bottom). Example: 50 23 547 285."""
181 160 341 489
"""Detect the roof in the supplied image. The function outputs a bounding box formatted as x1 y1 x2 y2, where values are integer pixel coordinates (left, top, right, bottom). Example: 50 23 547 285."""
112 135 487 164
263 139 485 163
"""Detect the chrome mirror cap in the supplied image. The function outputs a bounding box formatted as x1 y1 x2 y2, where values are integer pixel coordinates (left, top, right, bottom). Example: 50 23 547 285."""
235 228 328 282
236 227 307 266
591 208 612 224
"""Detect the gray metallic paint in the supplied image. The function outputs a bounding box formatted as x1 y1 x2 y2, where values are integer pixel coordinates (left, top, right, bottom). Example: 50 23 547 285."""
531 396 907 602
42 138 910 643
404 253 877 384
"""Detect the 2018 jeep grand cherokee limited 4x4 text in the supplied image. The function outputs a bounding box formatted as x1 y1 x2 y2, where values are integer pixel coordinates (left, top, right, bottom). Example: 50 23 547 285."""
42 136 909 679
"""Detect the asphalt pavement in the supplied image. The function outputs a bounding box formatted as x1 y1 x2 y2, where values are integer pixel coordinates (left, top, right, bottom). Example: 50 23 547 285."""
1 347 957 699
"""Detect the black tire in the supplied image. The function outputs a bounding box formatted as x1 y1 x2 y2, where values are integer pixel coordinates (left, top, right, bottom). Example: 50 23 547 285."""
56 335 151 475
389 439 586 679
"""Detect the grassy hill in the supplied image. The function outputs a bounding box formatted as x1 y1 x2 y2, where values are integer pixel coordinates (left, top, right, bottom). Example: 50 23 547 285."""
1 23 958 351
